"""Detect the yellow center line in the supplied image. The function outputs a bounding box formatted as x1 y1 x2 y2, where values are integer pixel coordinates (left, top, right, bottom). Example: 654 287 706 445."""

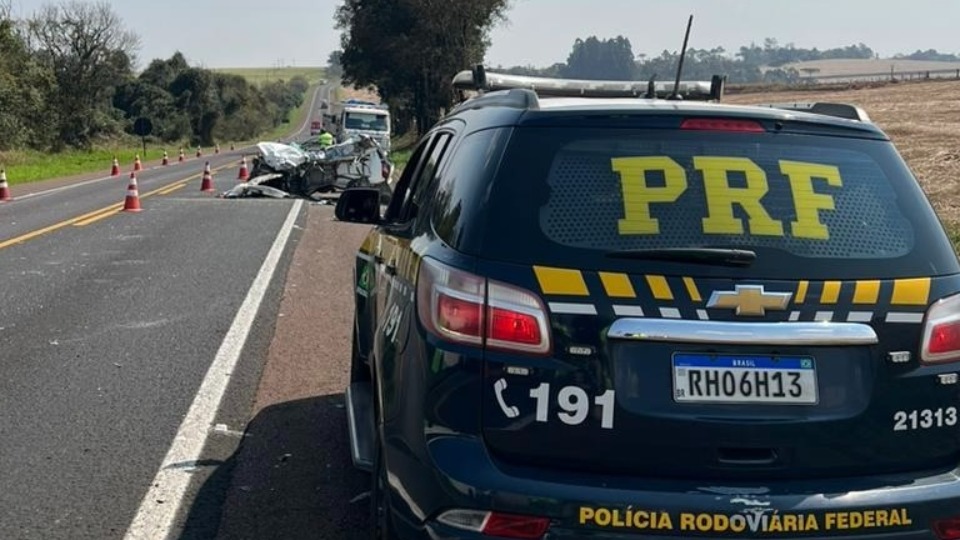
0 162 238 249
156 182 188 196
74 208 123 227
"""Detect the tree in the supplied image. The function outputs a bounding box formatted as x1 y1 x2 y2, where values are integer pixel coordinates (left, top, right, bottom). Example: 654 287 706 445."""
0 3 58 149
562 36 635 80
27 1 140 148
336 0 511 135
327 49 343 77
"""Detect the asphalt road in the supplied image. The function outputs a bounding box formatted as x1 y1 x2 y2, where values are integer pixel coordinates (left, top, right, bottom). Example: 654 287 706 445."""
0 82 374 539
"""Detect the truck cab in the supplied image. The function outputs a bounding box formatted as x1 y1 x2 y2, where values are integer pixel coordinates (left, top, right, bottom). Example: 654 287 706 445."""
326 99 391 151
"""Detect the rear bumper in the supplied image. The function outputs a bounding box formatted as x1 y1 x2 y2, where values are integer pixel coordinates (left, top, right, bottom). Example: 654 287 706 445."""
385 434 960 539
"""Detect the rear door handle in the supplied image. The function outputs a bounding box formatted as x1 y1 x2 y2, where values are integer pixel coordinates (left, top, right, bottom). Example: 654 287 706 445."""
384 263 396 276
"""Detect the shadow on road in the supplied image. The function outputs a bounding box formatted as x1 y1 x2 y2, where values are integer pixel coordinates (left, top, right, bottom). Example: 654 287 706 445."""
179 394 370 540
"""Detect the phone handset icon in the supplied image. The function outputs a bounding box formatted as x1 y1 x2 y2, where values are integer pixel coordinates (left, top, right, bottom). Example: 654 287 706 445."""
494 378 519 418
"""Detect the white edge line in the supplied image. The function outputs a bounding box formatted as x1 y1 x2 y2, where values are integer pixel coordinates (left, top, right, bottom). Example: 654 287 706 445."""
16 173 118 200
123 199 304 540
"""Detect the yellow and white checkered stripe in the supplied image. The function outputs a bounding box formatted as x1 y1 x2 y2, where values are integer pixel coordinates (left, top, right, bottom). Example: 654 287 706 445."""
533 265 931 323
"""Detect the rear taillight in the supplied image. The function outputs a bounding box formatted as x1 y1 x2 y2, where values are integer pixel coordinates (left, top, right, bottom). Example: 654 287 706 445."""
934 516 960 540
436 509 550 539
417 258 551 355
921 293 960 364
680 118 765 132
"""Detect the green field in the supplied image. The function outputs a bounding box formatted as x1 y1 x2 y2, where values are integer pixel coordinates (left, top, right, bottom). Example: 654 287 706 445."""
212 66 327 85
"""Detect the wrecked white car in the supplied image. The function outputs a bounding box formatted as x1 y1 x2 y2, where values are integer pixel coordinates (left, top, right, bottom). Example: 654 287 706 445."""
223 134 394 202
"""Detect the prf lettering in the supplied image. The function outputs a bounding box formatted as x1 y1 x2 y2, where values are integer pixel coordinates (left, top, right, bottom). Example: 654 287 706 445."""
611 156 842 240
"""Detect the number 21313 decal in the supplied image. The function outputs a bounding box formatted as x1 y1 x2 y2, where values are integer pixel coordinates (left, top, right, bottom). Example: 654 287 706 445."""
893 407 957 431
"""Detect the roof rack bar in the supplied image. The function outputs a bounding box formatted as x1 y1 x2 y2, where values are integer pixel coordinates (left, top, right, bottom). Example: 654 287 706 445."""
754 102 870 122
453 64 725 102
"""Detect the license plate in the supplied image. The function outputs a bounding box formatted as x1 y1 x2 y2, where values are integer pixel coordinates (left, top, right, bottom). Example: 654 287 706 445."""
672 354 818 405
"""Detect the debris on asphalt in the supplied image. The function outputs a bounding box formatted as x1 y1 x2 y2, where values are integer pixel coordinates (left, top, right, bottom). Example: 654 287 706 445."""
220 135 394 202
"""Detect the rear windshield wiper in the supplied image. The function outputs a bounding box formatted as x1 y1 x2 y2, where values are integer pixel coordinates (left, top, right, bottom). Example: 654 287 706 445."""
605 248 757 267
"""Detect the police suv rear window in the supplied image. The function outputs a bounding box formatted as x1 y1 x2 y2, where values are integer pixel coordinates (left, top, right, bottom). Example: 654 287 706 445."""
482 126 958 280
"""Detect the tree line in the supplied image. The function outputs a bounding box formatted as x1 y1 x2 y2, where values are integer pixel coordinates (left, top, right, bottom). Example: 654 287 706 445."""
497 36 960 84
331 1 960 138
0 0 309 153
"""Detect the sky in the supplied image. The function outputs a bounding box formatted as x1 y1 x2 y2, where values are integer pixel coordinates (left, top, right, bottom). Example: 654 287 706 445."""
5 0 960 69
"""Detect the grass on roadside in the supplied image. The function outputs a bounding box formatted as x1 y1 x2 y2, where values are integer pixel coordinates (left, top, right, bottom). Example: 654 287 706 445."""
0 141 196 185
257 85 320 143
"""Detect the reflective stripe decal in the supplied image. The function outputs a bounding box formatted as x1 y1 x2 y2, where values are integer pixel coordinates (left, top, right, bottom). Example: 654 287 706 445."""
891 278 931 306
795 281 809 304
683 277 702 302
853 280 880 304
613 305 645 317
548 302 597 315
659 307 682 319
814 311 834 322
886 312 924 323
599 272 636 298
847 311 873 322
820 281 841 304
534 266 589 296
646 275 674 301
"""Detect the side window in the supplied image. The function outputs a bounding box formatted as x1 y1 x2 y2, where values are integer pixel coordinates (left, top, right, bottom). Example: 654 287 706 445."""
432 128 509 248
382 136 433 223
398 132 454 223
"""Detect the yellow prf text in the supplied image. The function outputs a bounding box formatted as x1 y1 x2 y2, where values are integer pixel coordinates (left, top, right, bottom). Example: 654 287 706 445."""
611 156 843 240
578 507 912 534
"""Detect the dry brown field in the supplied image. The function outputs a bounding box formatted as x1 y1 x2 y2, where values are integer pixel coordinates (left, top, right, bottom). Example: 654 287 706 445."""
725 80 960 233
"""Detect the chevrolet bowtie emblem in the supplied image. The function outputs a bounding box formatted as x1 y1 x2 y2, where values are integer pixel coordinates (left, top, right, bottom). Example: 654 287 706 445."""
706 285 792 317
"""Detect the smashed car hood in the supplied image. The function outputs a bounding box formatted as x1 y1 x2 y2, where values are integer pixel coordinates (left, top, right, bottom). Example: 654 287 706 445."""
256 142 307 170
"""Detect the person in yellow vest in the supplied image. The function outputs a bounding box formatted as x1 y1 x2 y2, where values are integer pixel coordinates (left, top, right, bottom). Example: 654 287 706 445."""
317 128 335 148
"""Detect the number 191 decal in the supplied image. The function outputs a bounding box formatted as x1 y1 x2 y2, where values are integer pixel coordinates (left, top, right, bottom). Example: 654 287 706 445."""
893 407 957 431
494 378 616 429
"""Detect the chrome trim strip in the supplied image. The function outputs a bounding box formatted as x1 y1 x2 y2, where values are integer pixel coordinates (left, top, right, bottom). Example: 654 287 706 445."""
345 384 364 468
607 318 878 345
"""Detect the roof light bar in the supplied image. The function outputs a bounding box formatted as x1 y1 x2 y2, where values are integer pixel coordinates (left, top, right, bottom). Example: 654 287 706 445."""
452 64 725 102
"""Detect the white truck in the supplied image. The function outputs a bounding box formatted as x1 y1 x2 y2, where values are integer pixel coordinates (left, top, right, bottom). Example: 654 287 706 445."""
322 98 391 152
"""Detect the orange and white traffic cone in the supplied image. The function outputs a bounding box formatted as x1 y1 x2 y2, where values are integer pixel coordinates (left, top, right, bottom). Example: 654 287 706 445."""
133 154 142 172
111 157 120 176
162 151 169 166
196 146 202 158
123 172 141 212
215 144 220 154
178 148 185 163
200 162 215 192
237 156 249 181
230 143 235 151
0 169 12 202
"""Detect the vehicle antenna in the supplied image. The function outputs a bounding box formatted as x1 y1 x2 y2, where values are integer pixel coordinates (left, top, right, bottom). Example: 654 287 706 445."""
669 14 694 100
